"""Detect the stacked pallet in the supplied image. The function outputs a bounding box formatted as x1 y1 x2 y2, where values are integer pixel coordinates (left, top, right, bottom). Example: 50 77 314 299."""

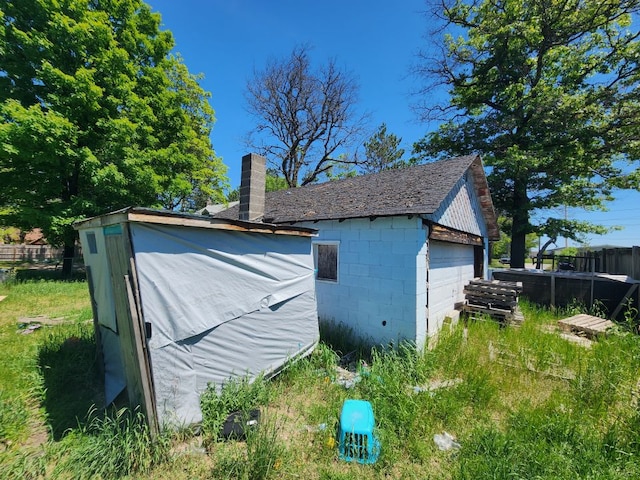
463 279 524 325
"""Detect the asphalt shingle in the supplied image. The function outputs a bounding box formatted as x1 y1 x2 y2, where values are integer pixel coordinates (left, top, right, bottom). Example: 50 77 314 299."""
215 155 486 225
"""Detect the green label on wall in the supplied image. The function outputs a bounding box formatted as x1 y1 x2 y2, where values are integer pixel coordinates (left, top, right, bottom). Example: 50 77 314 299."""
103 224 123 236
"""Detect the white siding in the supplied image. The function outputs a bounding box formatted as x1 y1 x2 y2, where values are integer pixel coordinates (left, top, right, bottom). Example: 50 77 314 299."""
427 240 475 336
80 227 117 332
297 217 428 349
431 173 488 237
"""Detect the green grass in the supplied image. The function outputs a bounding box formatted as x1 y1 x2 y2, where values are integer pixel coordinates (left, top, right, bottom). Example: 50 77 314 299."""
52 406 171 479
1 275 639 479
0 277 93 448
200 374 271 444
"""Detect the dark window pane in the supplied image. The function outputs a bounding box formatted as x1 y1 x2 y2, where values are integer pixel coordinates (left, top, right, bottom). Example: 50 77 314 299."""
317 244 337 281
86 232 98 254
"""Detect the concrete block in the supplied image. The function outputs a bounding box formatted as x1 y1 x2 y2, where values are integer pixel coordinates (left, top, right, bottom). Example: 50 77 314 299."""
391 265 408 280
349 263 370 277
347 239 360 252
359 229 381 241
369 265 391 280
380 229 403 242
392 241 420 255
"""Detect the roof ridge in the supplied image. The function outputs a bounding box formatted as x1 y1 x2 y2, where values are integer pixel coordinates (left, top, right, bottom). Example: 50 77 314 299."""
215 154 486 225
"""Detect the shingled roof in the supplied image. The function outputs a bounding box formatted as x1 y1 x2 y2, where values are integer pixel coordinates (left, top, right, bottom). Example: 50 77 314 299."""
215 155 499 240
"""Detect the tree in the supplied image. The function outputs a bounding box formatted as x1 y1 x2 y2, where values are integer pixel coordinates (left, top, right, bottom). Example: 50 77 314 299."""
225 168 289 202
265 168 290 192
361 123 407 174
245 44 368 187
413 0 640 268
0 0 227 275
493 215 543 264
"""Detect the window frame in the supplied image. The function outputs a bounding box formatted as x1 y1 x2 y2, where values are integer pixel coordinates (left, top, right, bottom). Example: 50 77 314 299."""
313 241 339 283
85 232 98 254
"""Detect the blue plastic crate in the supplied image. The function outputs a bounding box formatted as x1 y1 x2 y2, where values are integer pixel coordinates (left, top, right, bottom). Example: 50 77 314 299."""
338 399 380 464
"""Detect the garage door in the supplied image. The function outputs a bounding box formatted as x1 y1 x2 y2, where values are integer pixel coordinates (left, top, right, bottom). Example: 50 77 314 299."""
427 240 475 335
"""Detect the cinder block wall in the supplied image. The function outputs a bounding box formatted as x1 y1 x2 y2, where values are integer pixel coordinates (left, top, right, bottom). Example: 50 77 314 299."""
299 216 428 349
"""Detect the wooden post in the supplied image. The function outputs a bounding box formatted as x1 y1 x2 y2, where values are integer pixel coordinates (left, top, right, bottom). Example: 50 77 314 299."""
125 275 159 438
590 257 595 310
611 284 639 320
550 274 556 309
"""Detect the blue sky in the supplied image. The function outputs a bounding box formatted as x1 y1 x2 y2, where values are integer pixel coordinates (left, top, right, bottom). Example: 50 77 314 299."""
146 1 640 248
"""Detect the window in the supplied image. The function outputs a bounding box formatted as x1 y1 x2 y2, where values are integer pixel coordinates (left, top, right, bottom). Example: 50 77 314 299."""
313 242 339 282
86 232 98 254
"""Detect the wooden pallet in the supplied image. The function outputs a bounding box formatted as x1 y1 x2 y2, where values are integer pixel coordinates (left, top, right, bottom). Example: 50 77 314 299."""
557 314 614 338
463 279 524 325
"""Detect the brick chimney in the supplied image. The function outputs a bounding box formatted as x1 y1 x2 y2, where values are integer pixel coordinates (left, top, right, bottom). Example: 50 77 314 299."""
239 153 266 221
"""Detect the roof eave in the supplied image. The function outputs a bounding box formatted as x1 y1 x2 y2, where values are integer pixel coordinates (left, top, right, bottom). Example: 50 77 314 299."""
74 207 317 237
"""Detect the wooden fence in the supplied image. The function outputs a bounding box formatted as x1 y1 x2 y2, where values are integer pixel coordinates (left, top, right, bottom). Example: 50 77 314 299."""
0 244 65 263
539 247 640 280
572 247 640 280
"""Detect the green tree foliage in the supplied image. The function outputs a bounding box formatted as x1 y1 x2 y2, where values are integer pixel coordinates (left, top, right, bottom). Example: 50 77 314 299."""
361 123 408 174
265 168 290 192
0 225 20 244
493 216 540 263
225 168 289 202
0 0 227 273
413 0 640 267
245 44 368 187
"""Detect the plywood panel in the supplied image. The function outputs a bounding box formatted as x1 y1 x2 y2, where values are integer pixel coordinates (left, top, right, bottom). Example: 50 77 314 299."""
104 226 157 432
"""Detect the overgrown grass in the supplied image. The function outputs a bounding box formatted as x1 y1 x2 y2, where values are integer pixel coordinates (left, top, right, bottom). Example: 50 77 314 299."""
53 407 171 479
200 375 271 443
1 277 639 479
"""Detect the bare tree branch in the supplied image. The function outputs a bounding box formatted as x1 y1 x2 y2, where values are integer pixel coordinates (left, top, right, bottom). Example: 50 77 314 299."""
245 45 368 187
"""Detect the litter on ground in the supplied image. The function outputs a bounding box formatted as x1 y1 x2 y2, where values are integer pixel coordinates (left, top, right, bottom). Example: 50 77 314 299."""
17 323 42 335
411 378 463 395
334 366 361 389
433 431 461 451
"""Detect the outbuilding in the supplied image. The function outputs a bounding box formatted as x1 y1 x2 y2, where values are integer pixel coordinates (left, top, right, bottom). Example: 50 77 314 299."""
216 154 500 349
75 207 319 429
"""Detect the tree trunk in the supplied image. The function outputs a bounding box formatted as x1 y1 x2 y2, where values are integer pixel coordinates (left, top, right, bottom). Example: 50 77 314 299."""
509 179 529 268
510 225 527 268
61 242 75 278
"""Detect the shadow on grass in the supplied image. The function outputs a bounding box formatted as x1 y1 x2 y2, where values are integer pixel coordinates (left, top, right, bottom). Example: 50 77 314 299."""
16 267 86 283
319 318 376 364
38 331 104 440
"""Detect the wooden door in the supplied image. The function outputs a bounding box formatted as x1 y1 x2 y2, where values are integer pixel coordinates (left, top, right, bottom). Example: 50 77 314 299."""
104 223 158 434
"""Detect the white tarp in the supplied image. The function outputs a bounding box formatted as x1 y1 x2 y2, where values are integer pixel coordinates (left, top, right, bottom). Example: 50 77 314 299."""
129 223 319 425
80 227 126 404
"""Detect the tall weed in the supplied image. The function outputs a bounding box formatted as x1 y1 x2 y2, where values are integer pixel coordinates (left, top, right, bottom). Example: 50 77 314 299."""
572 333 640 418
54 407 170 479
318 318 372 358
200 375 271 443
0 448 48 480
210 413 287 480
0 391 28 446
455 403 637 480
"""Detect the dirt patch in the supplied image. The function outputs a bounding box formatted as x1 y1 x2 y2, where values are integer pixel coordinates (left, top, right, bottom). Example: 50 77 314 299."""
25 424 49 450
18 315 70 326
539 324 593 348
